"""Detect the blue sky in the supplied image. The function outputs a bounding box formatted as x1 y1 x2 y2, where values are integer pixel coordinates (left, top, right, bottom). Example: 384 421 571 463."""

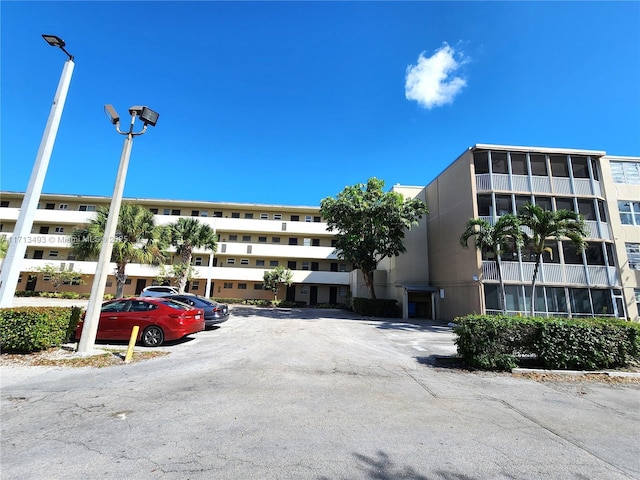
2 1 639 207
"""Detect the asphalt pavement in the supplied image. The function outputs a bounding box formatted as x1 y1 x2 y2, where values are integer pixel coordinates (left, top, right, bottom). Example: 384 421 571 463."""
1 304 639 479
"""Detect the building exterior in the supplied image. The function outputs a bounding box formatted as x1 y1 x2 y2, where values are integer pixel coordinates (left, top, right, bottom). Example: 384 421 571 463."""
1 143 638 321
409 144 639 321
0 193 351 306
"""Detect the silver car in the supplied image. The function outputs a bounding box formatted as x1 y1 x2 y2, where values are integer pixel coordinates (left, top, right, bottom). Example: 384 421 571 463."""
140 286 180 297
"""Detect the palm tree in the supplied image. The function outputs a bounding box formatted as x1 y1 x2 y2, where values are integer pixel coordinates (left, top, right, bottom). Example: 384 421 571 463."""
167 218 217 293
71 204 167 298
460 214 523 314
518 203 588 316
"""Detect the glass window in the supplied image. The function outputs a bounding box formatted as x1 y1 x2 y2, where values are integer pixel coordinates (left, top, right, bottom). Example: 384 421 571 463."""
231 212 240 218
273 214 282 220
227 258 235 265
562 242 583 264
584 243 605 265
270 260 279 267
194 257 203 266
491 151 508 174
240 259 249 265
229 235 238 241
214 211 223 218
610 161 640 185
569 288 592 314
477 195 492 216
224 282 233 289
495 195 512 215
242 235 251 242
591 289 613 316
530 154 547 176
546 287 567 314
618 201 640 226
191 210 199 217
171 209 180 216
483 284 499 311
272 237 280 243
550 155 569 177
303 238 311 247
635 289 640 312
256 259 265 267
555 197 575 212
577 199 596 220
473 150 489 174
238 283 247 290
150 208 158 214
59 204 68 210
79 205 96 212
510 153 528 175
258 236 267 243
570 156 589 178
305 216 312 222
514 196 530 213
260 213 268 219
534 196 552 211
626 243 640 269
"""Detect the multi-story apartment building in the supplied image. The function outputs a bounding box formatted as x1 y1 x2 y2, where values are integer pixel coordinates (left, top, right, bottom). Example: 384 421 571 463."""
0 193 351 305
402 144 639 321
1 144 638 321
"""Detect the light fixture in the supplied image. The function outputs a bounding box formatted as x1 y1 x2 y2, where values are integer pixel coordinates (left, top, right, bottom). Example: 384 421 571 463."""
104 104 120 125
42 34 73 60
139 107 159 127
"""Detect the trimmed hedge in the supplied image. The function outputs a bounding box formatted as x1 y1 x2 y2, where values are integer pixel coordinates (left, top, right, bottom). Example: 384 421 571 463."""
0 306 82 353
453 314 640 371
352 298 401 318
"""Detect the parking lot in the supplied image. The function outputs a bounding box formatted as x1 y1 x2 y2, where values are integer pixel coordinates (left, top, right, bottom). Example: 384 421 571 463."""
1 305 639 479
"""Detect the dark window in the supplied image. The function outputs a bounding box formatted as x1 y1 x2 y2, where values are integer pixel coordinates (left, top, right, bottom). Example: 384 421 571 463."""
312 239 320 246
534 196 552 211
495 195 512 215
171 209 180 216
39 226 50 234
477 195 492 216
562 242 583 264
244 213 254 219
490 151 508 174
288 261 297 269
291 215 300 221
473 150 489 174
510 153 528 175
213 211 223 218
258 236 267 243
555 198 575 212
45 203 55 210
514 196 530 214
272 237 280 243
585 243 605 265
330 263 338 272
331 239 337 247
191 210 199 216
242 235 251 242
550 155 570 177
598 200 607 222
311 262 319 271
577 199 596 220
34 250 44 259
0 201 9 208
571 156 589 179
313 216 321 222
529 154 547 176
231 212 240 218
289 238 298 245
150 208 158 214
590 158 599 181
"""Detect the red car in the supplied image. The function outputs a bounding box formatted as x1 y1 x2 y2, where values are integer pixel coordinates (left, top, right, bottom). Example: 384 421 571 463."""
75 297 205 347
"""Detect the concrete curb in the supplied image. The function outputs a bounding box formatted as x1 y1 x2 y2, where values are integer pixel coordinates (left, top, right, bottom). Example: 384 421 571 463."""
512 367 640 378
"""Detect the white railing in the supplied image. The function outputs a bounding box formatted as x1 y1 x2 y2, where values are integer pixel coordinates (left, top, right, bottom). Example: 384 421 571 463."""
511 175 530 192
481 262 620 287
573 178 592 196
541 264 563 283
531 176 552 193
475 174 491 191
565 265 587 284
492 174 511 191
552 177 572 194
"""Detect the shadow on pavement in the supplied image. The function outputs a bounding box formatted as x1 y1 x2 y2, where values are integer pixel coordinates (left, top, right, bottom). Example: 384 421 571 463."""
318 450 480 480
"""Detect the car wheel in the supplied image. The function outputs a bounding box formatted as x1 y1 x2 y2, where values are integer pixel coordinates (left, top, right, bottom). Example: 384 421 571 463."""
142 326 164 347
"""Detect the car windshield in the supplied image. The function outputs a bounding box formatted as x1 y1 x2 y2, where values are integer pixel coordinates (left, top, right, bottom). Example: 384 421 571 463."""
157 299 193 310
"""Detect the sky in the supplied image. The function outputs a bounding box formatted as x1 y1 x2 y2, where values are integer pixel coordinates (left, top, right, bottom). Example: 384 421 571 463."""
1 1 639 207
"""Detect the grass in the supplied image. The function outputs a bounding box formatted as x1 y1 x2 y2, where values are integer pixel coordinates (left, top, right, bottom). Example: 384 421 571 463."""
0 346 169 368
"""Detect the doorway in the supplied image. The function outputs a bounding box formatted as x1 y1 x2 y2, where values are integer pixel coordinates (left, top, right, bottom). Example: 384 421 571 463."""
135 279 146 295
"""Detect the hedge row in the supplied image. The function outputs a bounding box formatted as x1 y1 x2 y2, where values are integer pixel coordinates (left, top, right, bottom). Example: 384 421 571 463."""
453 314 640 371
0 307 82 353
352 298 401 318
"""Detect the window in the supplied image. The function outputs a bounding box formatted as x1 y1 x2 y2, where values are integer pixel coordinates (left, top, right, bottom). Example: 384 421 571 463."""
242 235 251 242
78 205 96 212
39 226 50 234
150 208 158 214
339 287 347 296
584 244 605 266
312 239 320 246
555 198 575 212
240 259 249 265
171 209 180 216
495 195 512 215
163 209 170 215
227 258 236 265
305 216 312 222
314 216 321 222
272 237 280 243
256 259 265 267
473 150 489 174
220 244 227 253
260 213 268 220
273 214 282 220
58 204 68 210
270 260 279 267
300 286 308 295
289 238 298 245
610 161 640 185
231 212 240 218
201 211 208 217
0 201 9 207
191 210 200 217
224 282 233 289
229 234 238 241
258 236 267 243
194 257 203 266
331 239 337 247
214 211 223 218
510 153 528 176
191 282 200 291
619 201 640 226
290 215 299 221
55 227 64 233
302 262 310 270
49 251 59 257
635 289 640 312
577 199 596 220
571 156 589 178
339 263 347 272
281 222 287 231
534 196 552 211
311 262 319 271
626 243 640 270
238 283 247 290
550 155 569 177
490 151 508 174
303 238 311 247
244 213 254 219
254 283 263 290
45 203 55 210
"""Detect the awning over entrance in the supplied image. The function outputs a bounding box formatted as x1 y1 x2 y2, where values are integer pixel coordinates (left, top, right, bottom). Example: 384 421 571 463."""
396 283 438 319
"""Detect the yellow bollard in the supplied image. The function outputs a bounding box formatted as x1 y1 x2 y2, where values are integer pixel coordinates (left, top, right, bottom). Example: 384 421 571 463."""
124 326 139 363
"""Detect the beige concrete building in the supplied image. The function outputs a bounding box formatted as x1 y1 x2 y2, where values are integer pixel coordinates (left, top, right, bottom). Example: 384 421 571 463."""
1 143 638 320
0 193 351 305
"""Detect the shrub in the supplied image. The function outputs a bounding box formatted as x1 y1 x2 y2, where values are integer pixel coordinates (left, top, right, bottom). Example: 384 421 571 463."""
352 298 401 318
0 306 82 353
453 314 640 371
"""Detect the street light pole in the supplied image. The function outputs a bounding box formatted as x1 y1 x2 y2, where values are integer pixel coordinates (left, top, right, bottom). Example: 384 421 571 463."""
77 105 159 354
0 35 74 308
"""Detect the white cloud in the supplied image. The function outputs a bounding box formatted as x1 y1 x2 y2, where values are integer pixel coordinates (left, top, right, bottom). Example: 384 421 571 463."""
405 43 468 109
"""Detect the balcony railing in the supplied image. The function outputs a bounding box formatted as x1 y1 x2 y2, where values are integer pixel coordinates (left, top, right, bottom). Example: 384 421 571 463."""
481 261 619 286
476 174 601 197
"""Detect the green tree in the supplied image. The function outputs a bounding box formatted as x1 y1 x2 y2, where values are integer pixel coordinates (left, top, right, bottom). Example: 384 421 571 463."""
0 235 8 259
262 265 293 304
460 214 524 313
320 177 428 299
518 203 588 316
167 218 217 294
34 263 85 293
71 203 167 298
154 263 198 288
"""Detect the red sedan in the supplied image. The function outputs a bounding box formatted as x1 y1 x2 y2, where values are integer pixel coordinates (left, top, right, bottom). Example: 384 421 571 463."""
75 297 205 347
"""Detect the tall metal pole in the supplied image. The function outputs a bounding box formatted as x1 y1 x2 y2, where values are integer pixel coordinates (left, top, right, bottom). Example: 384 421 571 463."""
0 58 74 308
77 115 135 354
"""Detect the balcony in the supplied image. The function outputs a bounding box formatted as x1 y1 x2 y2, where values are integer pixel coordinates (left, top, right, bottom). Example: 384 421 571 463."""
481 261 619 287
476 174 601 196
